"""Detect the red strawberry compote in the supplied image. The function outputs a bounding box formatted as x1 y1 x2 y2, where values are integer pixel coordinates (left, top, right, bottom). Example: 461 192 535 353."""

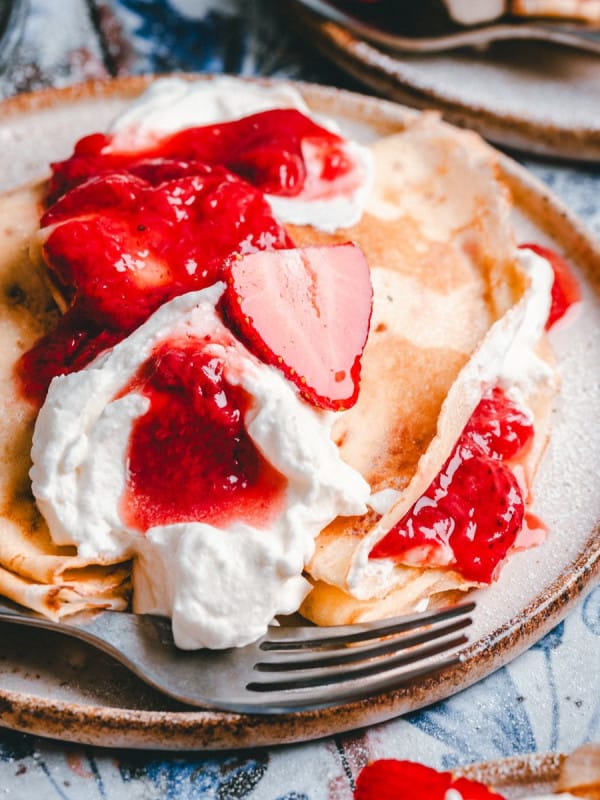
30 285 370 649
88 76 373 232
19 79 373 406
119 340 288 533
369 388 534 583
21 165 292 404
518 243 581 329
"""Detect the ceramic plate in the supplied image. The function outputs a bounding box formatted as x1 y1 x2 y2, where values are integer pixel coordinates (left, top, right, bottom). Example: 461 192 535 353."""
0 76 598 750
455 752 560 797
286 0 600 161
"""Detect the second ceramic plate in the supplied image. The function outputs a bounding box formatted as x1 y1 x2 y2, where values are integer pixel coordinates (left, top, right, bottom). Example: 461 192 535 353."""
287 0 600 161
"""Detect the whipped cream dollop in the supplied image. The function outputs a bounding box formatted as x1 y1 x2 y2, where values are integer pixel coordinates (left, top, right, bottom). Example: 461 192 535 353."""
31 285 370 648
109 76 373 232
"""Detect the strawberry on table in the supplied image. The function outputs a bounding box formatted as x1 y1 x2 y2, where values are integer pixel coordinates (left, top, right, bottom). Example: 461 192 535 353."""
354 759 506 800
221 243 373 411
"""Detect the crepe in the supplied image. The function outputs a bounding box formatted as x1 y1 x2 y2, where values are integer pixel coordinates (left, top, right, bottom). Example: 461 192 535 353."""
0 183 131 619
0 111 557 629
289 115 558 625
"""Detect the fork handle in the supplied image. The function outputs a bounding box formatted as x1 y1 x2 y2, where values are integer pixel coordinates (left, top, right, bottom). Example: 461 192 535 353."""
0 597 175 668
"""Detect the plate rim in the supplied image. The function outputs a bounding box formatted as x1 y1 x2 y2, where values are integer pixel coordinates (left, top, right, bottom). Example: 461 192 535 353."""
455 751 562 791
0 74 599 750
285 0 600 162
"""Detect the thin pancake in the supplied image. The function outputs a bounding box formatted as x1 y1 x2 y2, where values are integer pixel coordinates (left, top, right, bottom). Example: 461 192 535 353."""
292 116 558 623
0 183 131 618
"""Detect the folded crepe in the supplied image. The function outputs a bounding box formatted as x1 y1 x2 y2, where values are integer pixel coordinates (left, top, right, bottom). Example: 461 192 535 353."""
0 183 131 619
0 111 557 628
288 115 558 625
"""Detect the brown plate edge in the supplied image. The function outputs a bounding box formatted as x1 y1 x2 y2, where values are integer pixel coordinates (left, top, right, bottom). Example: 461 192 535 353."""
456 751 562 791
286 1 600 162
0 76 598 750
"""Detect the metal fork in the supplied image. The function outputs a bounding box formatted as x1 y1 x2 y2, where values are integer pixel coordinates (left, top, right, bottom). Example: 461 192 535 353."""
0 598 474 714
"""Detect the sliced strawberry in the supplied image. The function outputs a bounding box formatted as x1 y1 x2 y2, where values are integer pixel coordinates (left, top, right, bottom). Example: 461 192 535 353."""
20 166 293 404
42 169 292 332
452 777 507 799
519 242 581 329
355 760 450 800
221 244 373 410
354 760 505 800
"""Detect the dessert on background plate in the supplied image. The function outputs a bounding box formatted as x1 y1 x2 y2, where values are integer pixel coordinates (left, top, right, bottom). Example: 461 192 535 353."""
0 75 582 650
355 743 600 799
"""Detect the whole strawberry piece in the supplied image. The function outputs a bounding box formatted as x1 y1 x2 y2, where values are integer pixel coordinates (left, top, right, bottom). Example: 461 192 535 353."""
221 244 372 410
354 760 505 800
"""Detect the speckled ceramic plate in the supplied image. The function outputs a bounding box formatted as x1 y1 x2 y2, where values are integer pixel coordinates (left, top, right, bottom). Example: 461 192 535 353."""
456 751 561 797
0 76 598 750
286 0 600 161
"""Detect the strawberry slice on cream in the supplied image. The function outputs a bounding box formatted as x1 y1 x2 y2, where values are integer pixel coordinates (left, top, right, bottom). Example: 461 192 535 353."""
221 244 373 411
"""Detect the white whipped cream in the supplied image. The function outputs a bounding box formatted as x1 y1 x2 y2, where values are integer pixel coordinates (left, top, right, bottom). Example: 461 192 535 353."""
31 284 370 648
496 247 555 396
109 76 373 233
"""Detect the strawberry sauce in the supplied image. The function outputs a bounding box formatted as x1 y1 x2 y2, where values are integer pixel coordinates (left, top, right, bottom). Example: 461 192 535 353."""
19 166 293 404
47 109 355 203
19 108 360 405
519 243 581 329
354 760 505 800
119 340 287 531
369 388 534 583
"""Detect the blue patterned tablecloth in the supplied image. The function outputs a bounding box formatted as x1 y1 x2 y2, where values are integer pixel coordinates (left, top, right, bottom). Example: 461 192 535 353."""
0 2 598 797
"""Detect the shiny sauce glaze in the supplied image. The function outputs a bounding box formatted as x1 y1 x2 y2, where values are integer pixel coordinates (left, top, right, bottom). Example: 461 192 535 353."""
119 339 287 531
19 165 292 403
19 108 358 404
370 388 535 583
47 109 356 202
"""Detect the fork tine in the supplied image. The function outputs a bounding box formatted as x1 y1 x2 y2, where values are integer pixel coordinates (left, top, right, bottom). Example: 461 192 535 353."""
245 649 465 712
256 615 471 671
261 601 475 650
248 632 468 691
